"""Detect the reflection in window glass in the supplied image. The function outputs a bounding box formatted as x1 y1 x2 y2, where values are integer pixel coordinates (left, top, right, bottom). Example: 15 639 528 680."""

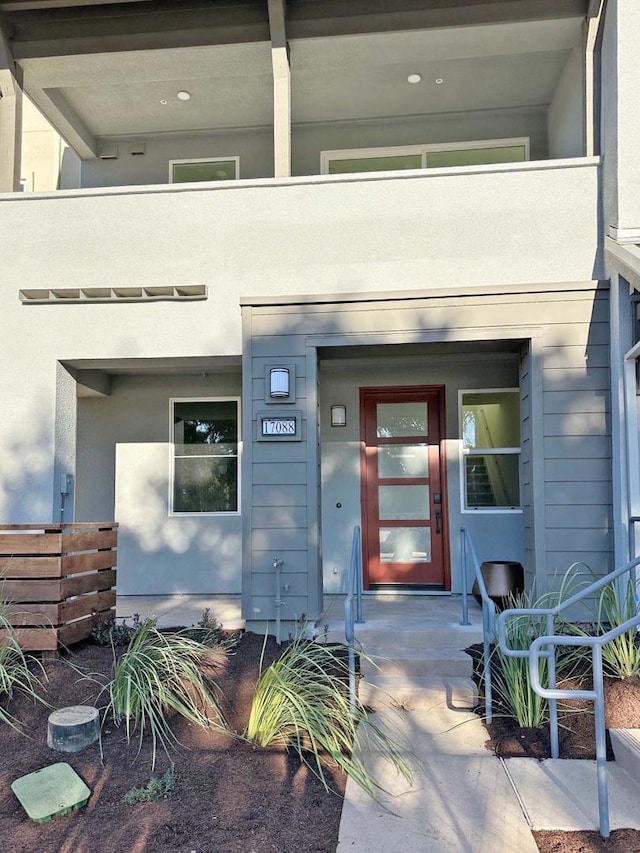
377 402 428 437
171 159 238 183
379 485 430 520
173 400 238 513
461 390 520 510
379 527 431 563
378 444 428 478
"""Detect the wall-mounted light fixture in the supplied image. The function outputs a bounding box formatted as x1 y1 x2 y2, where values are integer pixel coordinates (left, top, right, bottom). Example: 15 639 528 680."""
270 367 290 398
330 405 347 427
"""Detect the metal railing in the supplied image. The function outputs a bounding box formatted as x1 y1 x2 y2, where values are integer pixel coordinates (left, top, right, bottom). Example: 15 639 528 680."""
498 554 640 838
460 526 497 722
345 525 364 713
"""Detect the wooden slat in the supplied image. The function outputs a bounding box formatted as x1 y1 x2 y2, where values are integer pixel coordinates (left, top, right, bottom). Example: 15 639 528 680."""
0 556 62 578
0 532 62 556
6 603 59 625
0 523 117 531
62 569 117 598
61 530 117 554
3 579 63 603
60 589 116 624
8 627 58 651
58 611 113 647
61 550 116 575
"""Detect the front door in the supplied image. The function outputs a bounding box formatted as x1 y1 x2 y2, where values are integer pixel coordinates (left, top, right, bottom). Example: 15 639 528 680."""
360 386 448 588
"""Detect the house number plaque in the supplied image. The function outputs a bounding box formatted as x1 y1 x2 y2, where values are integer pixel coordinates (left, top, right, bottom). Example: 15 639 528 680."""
257 410 302 442
262 418 296 436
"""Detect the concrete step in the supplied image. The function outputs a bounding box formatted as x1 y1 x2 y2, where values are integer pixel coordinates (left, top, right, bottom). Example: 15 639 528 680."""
359 674 478 712
610 729 640 784
353 625 483 651
360 647 473 678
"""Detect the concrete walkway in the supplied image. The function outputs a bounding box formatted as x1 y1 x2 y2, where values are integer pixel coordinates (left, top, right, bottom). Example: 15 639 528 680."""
337 701 640 853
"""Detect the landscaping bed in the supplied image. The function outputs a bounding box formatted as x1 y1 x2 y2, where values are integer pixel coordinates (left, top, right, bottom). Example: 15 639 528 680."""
0 631 345 853
466 643 640 853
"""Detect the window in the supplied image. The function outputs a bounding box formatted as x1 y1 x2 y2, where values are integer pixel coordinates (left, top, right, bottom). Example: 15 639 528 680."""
169 157 239 183
460 390 521 511
171 399 239 514
321 139 529 175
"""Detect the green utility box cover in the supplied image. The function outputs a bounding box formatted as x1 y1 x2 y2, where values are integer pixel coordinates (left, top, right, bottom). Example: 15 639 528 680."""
11 762 90 823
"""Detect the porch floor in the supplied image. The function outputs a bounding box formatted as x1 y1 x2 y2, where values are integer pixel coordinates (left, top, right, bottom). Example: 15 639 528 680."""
321 593 484 645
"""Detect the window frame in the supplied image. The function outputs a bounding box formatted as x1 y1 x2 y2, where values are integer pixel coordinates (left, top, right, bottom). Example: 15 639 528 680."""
320 137 530 175
168 156 240 184
458 388 522 514
169 396 241 517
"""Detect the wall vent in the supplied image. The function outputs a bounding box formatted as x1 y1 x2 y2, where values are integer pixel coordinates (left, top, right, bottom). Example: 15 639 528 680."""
19 285 207 304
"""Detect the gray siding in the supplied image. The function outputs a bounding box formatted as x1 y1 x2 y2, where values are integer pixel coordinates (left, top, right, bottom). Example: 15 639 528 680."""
242 281 611 621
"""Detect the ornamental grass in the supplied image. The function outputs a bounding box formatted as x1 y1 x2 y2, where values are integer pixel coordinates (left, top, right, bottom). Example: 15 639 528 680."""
103 617 228 768
245 632 412 801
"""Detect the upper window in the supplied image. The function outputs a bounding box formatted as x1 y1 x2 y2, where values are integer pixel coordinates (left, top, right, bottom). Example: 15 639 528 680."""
321 139 529 176
460 390 521 511
169 157 239 184
171 399 239 514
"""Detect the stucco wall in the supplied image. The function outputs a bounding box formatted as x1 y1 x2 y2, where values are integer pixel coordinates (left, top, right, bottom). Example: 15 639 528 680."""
0 161 602 528
77 373 242 595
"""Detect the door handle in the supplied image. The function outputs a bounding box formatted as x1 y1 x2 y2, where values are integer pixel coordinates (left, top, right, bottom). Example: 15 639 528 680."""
435 511 441 534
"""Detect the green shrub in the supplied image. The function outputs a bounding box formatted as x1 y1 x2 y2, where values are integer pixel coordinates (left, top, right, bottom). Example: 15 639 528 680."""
245 633 412 800
123 765 176 804
103 618 228 767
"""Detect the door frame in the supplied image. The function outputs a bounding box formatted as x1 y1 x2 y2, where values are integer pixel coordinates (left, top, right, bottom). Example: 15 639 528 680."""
359 384 450 590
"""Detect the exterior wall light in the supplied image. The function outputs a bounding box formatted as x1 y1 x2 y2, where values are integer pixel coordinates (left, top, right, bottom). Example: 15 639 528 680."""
269 367 290 398
330 405 347 427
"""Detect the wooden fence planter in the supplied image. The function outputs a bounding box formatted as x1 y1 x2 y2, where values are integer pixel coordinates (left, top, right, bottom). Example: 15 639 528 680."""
0 523 118 652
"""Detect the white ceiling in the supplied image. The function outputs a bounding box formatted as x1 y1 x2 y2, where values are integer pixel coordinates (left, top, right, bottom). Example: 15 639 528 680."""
18 16 584 146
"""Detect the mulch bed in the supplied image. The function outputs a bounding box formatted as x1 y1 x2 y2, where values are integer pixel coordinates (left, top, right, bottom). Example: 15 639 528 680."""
466 644 640 853
0 632 345 853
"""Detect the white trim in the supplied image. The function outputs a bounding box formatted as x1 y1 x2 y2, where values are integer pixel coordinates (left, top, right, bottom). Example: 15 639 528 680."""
168 156 240 183
320 137 530 174
169 396 241 517
608 226 640 245
458 387 522 512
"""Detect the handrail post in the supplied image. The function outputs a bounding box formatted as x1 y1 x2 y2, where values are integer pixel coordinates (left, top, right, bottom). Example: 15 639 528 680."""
593 644 610 838
546 612 559 759
460 529 470 626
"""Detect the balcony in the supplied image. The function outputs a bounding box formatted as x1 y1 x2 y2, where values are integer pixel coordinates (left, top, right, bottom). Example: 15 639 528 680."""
4 1 594 193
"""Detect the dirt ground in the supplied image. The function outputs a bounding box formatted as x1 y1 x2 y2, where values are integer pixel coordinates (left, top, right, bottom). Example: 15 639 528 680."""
467 645 640 853
0 632 345 853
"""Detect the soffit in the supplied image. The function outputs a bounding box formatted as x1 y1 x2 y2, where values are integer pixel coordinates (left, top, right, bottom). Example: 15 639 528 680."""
11 8 585 146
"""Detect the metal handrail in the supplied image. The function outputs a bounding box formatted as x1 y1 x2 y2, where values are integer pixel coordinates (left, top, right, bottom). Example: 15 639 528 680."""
460 526 497 722
497 553 640 838
345 525 364 713
529 614 640 838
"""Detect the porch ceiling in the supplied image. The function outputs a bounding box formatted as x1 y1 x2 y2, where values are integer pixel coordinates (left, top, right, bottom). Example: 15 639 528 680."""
4 0 588 155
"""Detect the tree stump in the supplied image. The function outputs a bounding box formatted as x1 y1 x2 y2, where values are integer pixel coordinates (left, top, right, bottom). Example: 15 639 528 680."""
47 706 100 753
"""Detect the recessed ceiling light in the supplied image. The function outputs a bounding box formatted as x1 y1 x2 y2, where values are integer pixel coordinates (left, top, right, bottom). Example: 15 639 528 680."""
435 78 444 85
176 90 191 101
160 99 168 105
407 73 422 85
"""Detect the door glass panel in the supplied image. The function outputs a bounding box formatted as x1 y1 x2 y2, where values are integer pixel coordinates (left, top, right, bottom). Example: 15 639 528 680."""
376 402 428 437
379 485 430 520
378 444 428 478
379 527 431 563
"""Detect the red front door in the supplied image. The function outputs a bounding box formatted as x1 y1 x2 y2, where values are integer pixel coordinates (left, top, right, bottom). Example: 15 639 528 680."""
360 386 448 588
